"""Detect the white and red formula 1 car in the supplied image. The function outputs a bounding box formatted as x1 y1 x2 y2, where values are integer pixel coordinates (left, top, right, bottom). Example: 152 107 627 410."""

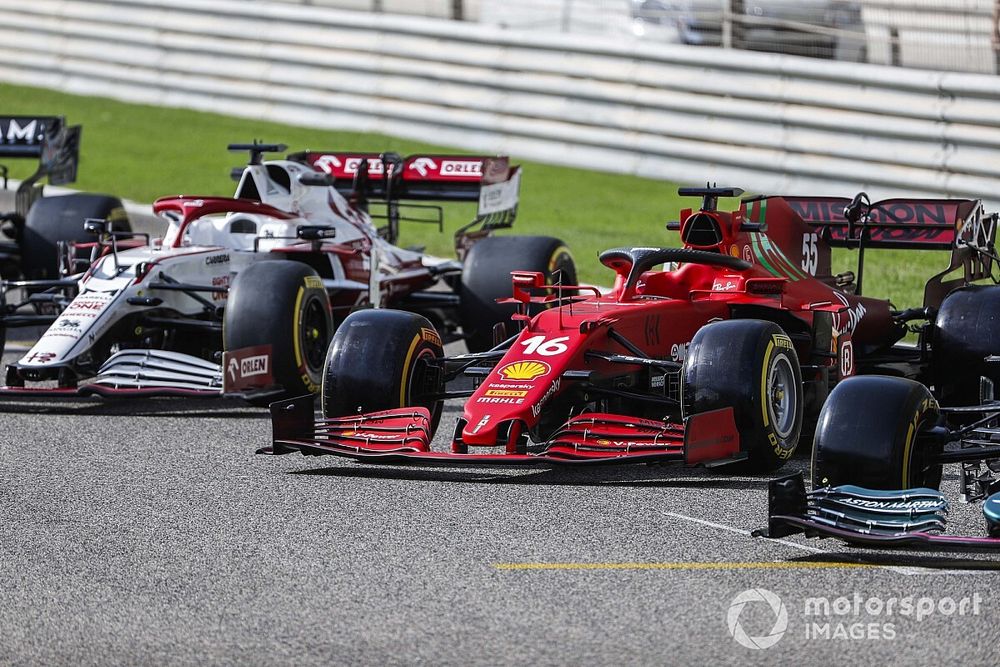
0 143 575 402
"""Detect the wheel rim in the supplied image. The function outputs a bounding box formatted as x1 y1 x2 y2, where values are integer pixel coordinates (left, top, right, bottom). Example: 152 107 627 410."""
408 347 437 406
767 354 797 439
301 297 329 373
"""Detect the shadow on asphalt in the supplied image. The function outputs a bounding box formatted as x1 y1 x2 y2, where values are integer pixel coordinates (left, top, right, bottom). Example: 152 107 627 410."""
789 552 1000 571
0 397 269 418
286 463 775 490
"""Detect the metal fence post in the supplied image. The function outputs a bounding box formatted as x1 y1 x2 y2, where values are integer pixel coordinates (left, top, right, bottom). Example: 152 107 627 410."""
731 0 744 50
562 0 574 33
722 0 732 48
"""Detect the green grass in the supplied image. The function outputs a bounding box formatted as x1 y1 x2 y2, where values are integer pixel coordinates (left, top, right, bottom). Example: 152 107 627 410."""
1 81 951 305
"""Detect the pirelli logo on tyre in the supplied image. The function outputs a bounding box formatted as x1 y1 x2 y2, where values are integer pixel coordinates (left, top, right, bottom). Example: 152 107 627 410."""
902 396 939 485
421 327 442 348
304 276 324 290
772 334 794 350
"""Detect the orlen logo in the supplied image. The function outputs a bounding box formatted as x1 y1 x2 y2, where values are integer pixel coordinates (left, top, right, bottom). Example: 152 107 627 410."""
441 160 482 176
314 155 385 175
408 157 438 177
497 360 550 382
240 355 269 378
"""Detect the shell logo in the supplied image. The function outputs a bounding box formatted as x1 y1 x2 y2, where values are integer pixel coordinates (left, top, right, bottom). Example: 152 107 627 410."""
497 360 550 381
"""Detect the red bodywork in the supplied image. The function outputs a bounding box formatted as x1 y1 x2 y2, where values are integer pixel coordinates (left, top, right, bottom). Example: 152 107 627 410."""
266 193 986 466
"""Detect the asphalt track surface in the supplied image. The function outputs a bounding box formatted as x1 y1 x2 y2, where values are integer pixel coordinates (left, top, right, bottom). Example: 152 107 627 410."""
3 335 1000 666
1 186 999 661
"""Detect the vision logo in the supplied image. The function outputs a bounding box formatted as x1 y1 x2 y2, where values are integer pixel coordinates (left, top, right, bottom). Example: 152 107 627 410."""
726 588 788 650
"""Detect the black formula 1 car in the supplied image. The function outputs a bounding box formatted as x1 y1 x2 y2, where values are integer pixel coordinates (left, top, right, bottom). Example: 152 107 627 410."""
757 373 1000 551
0 115 132 281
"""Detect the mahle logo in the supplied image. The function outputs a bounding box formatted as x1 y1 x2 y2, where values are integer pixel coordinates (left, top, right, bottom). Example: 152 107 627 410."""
727 588 788 650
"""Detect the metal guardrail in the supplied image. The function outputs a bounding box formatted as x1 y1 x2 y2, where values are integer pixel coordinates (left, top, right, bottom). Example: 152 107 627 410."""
0 0 998 205
267 0 1000 75
262 0 476 20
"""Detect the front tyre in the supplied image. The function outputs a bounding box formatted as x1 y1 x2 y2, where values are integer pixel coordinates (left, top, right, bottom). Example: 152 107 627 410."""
812 376 941 490
459 235 576 353
224 261 333 398
684 320 803 471
322 310 444 427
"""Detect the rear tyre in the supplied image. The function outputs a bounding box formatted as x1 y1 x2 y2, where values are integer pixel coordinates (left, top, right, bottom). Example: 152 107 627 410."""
812 376 942 490
21 194 130 279
322 310 444 428
459 235 576 353
933 285 1000 407
683 320 803 471
224 262 333 399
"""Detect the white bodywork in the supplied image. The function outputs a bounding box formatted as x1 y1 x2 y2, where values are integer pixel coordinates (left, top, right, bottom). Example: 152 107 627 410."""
17 159 427 375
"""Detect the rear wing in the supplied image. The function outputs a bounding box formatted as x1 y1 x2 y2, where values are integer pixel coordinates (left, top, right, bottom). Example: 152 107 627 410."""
1 116 82 218
755 194 998 308
1 116 80 184
780 196 987 250
290 151 520 251
289 151 519 211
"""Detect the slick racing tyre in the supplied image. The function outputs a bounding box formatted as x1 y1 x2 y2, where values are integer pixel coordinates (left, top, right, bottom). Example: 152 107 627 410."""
812 376 942 490
21 193 130 279
933 285 1000 408
459 235 576 353
224 261 333 399
684 319 803 471
322 310 444 428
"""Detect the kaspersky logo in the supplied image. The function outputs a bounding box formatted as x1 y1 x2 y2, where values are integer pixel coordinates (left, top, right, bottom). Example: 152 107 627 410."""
496 361 550 381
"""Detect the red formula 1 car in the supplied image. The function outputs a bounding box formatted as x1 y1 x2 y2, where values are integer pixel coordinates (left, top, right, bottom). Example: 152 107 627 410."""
263 186 999 468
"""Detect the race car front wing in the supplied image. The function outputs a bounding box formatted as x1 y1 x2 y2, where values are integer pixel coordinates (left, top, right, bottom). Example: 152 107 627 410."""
258 395 745 467
0 348 281 401
755 473 1000 551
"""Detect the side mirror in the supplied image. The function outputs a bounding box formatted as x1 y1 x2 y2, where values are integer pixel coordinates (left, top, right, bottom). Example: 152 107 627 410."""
298 172 336 187
83 218 107 235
